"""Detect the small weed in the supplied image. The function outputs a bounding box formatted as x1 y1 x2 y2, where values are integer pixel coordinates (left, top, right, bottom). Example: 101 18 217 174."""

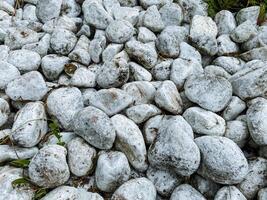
9 159 30 168
48 119 65 146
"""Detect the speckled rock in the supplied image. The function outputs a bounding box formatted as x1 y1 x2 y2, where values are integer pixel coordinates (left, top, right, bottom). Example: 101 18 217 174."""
230 20 257 43
213 56 245 74
111 178 157 200
258 188 267 200
156 26 187 58
143 5 164 32
170 184 206 200
236 6 260 25
0 145 38 163
7 49 41 73
159 3 183 26
129 62 152 81
112 114 148 172
67 137 96 177
106 20 134 43
148 115 200 176
6 71 48 101
183 107 226 136
0 166 34 200
72 105 116 150
185 73 232 112
195 136 249 184
214 186 246 200
222 96 246 121
50 28 77 55
147 166 182 197
96 58 129 88
70 67 96 88
36 0 63 23
125 104 161 124
240 47 267 61
88 88 133 116
28 145 70 188
237 157 267 199
11 101 47 147
214 10 236 35
96 151 131 192
41 186 104 200
154 80 183 114
125 41 158 69
0 98 9 127
152 59 172 81
46 87 84 130
190 15 218 55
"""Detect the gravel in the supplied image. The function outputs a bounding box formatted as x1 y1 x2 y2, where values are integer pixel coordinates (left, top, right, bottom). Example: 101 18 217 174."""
0 1 267 199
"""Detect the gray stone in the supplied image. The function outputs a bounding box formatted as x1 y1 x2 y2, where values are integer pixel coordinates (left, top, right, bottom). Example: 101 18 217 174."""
122 81 156 105
214 10 236 35
159 3 183 26
28 145 70 188
213 56 245 74
41 54 70 81
214 186 246 200
88 88 133 116
190 15 218 55
0 61 20 90
137 27 157 43
204 65 231 79
61 0 81 17
154 80 183 114
195 136 249 184
222 96 246 121
258 188 267 200
112 114 148 172
89 34 106 63
179 42 202 63
73 106 116 150
217 34 239 56
83 0 113 29
22 4 38 21
152 59 172 81
111 178 156 200
106 20 134 43
170 184 206 200
236 6 260 25
129 62 152 81
0 45 9 61
143 5 164 32
96 151 131 192
70 67 96 88
185 73 232 112
11 102 47 147
7 49 41 73
230 61 267 99
170 58 203 89
148 115 200 176
67 137 96 177
50 28 77 55
4 27 38 50
0 98 9 127
147 167 182 197
156 26 187 58
0 166 34 200
97 58 129 88
6 71 48 101
183 107 225 136
237 157 267 199
240 47 267 61
46 87 83 130
0 145 38 163
225 120 249 148
177 0 208 23
102 44 123 62
231 20 257 43
143 115 163 145
113 7 139 25
247 98 267 145
126 104 161 124
125 40 158 69
41 186 104 200
36 0 63 23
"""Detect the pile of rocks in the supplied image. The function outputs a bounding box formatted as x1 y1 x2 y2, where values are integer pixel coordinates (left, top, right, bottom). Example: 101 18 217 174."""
0 0 267 199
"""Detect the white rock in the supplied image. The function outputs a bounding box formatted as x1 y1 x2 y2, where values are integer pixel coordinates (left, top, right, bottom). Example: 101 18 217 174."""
214 10 236 35
70 67 96 88
7 49 41 73
96 151 131 192
143 115 163 145
183 107 225 136
73 106 116 149
28 145 70 188
46 87 84 130
106 20 134 43
0 61 20 90
170 184 206 200
112 114 148 172
111 178 156 200
36 0 63 23
6 71 48 101
67 137 96 177
214 186 246 200
11 101 47 147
